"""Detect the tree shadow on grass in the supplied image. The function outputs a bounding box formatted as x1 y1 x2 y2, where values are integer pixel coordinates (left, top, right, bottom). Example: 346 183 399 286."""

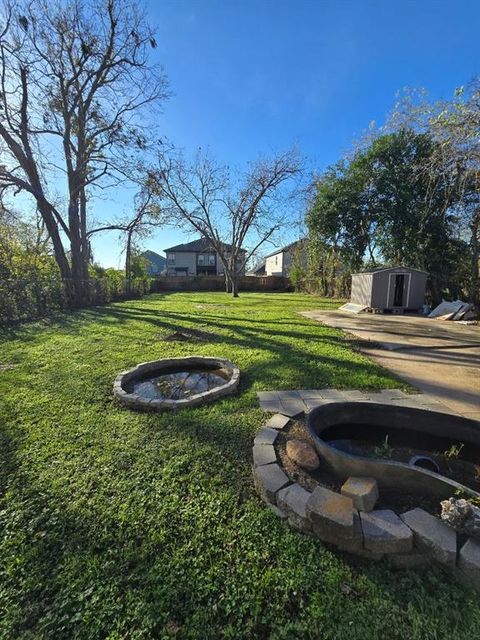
1 411 478 640
84 304 398 389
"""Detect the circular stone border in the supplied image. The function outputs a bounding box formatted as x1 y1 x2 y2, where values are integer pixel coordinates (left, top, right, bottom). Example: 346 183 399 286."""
252 413 480 589
113 356 240 411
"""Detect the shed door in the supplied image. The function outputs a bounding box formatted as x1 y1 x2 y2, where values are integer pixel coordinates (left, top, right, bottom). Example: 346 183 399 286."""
393 274 405 306
388 272 411 307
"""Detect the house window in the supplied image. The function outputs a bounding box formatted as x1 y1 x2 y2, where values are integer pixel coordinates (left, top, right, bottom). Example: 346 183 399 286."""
197 253 216 266
167 253 175 264
196 252 216 276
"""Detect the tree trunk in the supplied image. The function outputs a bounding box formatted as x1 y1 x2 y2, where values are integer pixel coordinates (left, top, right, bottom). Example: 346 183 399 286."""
36 199 73 303
225 272 231 293
470 209 480 310
79 187 90 280
125 229 133 296
231 274 239 297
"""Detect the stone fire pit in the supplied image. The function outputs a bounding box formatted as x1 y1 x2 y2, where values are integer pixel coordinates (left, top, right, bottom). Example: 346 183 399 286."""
114 356 239 411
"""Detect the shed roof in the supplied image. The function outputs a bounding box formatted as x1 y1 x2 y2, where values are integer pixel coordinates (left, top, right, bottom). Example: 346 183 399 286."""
353 266 428 276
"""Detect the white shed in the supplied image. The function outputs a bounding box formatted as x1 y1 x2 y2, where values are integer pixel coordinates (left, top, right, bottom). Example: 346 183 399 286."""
350 266 428 312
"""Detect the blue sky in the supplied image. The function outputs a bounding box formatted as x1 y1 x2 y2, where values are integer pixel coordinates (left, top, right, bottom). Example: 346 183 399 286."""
92 0 480 267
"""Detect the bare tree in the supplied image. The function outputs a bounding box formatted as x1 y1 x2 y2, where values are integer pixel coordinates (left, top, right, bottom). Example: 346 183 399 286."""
155 149 302 296
0 0 168 306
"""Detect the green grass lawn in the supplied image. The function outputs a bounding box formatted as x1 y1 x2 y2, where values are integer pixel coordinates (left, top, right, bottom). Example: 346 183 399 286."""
0 292 478 639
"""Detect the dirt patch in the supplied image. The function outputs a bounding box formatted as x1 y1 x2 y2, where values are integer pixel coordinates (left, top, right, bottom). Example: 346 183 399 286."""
161 328 219 343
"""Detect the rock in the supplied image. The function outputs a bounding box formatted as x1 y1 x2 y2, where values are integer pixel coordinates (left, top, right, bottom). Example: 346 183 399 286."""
440 497 480 541
252 443 277 468
254 427 279 446
332 514 364 553
306 486 356 539
286 439 320 471
400 508 457 567
458 537 480 590
265 414 290 430
253 463 290 505
276 483 312 532
360 509 413 554
341 477 379 512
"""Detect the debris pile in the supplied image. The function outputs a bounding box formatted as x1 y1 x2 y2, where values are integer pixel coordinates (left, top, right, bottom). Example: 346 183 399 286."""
428 300 476 322
440 497 480 540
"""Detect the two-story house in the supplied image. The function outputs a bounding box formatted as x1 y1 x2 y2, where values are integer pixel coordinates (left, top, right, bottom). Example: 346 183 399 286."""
164 238 246 277
264 239 307 276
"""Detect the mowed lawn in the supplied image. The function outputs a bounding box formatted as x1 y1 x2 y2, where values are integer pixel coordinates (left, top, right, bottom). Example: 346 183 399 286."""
0 292 478 639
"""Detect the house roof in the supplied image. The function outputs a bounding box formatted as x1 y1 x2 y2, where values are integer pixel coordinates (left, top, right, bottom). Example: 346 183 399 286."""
264 239 306 259
141 250 166 266
164 237 246 254
247 259 266 275
354 266 428 275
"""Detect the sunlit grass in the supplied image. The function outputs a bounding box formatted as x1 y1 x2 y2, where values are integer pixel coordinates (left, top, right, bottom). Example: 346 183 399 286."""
0 293 477 639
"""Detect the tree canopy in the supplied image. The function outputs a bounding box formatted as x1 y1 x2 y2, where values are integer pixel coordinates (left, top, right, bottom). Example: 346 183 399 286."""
307 128 473 302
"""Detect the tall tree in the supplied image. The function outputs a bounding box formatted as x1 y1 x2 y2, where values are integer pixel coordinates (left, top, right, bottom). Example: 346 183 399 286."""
307 129 458 301
388 79 480 306
0 0 168 306
155 149 302 297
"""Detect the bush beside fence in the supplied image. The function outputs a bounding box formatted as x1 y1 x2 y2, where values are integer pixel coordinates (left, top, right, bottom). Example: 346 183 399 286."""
1 273 291 326
0 274 151 326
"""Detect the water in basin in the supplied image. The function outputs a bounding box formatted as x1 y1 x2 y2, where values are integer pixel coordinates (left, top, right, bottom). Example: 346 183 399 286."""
131 367 230 400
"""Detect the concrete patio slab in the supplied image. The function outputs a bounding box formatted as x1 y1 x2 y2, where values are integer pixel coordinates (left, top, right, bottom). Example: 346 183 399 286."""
299 310 480 420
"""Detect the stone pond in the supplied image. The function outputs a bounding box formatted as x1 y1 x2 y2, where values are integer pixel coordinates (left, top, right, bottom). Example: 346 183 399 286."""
253 390 480 590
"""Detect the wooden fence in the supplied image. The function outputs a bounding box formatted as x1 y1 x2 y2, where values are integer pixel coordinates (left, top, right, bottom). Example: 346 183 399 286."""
150 275 290 293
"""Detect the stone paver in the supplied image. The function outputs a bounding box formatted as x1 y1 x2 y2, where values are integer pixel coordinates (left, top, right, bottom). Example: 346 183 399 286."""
298 392 326 411
276 483 312 532
252 443 277 467
400 508 457 567
264 413 290 430
257 388 432 415
333 514 364 553
458 538 480 588
257 386 474 426
341 477 379 512
278 391 308 417
306 486 356 539
253 463 290 505
361 509 413 554
342 390 371 401
256 391 283 413
257 391 282 401
253 427 278 446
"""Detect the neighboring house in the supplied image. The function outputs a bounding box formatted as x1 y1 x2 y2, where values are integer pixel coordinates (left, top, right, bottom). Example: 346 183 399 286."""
164 237 247 277
140 250 166 276
246 259 266 276
264 239 307 277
